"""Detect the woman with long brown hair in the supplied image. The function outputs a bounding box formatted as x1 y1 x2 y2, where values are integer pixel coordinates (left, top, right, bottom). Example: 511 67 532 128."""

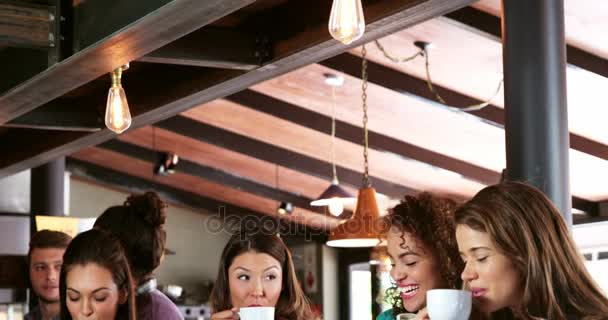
455 181 608 319
210 231 315 320
60 229 136 320
378 193 464 320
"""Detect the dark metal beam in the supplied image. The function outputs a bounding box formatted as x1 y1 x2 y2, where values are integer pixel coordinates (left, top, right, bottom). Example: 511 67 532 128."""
0 0 257 124
66 157 326 239
446 6 608 80
0 1 53 48
98 139 330 215
30 157 65 217
155 115 418 200
4 99 102 131
228 89 498 185
321 53 597 215
0 0 476 180
138 28 265 70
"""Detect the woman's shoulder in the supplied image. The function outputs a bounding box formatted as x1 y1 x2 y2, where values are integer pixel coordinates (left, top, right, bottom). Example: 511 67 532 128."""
377 309 395 320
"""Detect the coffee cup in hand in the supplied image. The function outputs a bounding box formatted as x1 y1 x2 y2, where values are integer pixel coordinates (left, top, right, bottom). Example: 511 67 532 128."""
426 289 471 320
238 307 275 320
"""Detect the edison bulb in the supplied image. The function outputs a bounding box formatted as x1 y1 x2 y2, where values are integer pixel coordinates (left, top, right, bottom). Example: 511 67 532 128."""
328 200 344 216
105 85 131 134
328 0 365 45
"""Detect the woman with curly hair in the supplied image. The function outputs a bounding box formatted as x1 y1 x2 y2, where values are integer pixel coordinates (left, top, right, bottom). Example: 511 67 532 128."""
377 193 463 320
210 231 317 320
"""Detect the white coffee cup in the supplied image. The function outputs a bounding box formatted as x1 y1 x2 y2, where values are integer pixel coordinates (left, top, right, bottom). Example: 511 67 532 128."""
238 306 275 320
396 313 417 320
426 289 471 320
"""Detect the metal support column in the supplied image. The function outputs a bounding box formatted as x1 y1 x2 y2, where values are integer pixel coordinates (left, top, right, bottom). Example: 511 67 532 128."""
502 0 571 224
30 157 65 218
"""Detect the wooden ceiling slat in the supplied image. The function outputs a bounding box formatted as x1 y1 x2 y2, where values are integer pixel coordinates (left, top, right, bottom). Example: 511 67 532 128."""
0 0 477 178
446 6 608 79
67 158 329 238
97 139 330 215
323 52 608 164
179 100 486 198
228 89 499 185
155 114 420 200
70 148 338 230
117 126 349 201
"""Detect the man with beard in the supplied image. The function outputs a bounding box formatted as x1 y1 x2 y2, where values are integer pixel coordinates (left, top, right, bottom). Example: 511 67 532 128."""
25 230 72 320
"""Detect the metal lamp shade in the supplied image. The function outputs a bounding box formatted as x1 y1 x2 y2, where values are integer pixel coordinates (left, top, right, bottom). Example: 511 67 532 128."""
326 186 386 247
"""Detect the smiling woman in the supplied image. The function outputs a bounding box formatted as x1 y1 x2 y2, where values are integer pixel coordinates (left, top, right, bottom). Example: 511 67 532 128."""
209 231 316 320
59 229 136 320
377 193 463 320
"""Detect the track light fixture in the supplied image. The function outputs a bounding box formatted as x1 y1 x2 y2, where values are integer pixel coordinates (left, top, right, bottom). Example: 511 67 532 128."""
277 202 294 215
154 152 179 176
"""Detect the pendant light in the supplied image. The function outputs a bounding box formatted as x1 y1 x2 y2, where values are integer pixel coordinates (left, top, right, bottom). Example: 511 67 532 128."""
327 45 385 248
310 73 356 217
105 63 132 134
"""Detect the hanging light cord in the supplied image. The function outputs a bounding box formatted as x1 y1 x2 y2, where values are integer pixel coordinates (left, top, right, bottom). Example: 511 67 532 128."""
373 40 503 112
361 45 371 188
330 85 339 184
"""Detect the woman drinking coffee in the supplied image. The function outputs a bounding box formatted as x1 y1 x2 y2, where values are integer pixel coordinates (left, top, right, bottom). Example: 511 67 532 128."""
455 181 608 319
209 230 316 320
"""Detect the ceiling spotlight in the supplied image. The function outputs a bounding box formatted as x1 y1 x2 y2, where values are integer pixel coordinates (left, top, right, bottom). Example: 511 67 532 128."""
154 152 179 176
277 202 294 215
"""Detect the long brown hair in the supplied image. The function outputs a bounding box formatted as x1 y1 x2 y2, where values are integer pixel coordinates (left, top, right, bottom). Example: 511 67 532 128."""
210 231 315 320
60 229 136 320
455 181 608 319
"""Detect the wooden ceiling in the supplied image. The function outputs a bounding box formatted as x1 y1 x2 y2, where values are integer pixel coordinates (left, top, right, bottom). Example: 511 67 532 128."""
1 0 607 229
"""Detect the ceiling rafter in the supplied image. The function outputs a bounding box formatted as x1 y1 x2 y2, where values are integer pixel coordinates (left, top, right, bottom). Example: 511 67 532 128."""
0 0 477 178
97 139 333 216
154 115 418 200
66 157 329 238
227 89 498 185
445 6 608 78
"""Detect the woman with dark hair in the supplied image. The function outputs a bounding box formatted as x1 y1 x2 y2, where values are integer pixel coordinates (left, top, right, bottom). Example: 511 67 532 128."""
60 229 136 320
209 231 316 320
455 181 608 319
378 193 463 320
94 191 182 320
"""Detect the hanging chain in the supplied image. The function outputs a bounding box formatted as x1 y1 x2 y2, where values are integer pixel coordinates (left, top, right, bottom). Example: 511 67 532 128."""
330 85 338 184
361 45 371 187
374 40 423 63
374 39 503 112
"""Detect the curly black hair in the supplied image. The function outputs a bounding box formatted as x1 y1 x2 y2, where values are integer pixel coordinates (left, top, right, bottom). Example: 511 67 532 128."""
385 192 463 290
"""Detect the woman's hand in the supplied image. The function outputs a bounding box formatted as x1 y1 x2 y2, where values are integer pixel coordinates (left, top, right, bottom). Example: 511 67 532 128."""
210 307 239 320
414 308 429 320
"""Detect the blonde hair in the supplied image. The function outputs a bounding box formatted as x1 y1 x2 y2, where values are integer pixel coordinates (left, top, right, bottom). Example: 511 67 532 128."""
455 181 608 320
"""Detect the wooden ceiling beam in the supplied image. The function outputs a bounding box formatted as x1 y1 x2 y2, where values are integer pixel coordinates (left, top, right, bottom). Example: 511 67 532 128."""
321 53 599 215
0 0 476 179
0 1 53 48
445 6 608 79
98 139 331 216
0 0 256 124
67 157 327 239
228 89 499 186
4 99 102 131
155 115 418 199
138 27 265 70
